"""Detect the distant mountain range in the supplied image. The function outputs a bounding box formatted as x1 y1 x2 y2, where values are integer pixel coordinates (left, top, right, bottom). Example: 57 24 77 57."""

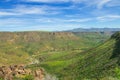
65 28 120 32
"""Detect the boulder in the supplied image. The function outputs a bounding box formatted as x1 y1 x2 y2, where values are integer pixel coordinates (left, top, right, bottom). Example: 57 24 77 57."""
0 65 45 80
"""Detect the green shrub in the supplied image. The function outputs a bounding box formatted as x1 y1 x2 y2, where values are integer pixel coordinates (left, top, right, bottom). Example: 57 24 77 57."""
23 75 34 80
115 67 120 79
0 78 3 80
14 75 34 80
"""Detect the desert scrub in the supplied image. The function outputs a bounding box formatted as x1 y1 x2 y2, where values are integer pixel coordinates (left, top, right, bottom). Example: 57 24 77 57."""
14 75 34 80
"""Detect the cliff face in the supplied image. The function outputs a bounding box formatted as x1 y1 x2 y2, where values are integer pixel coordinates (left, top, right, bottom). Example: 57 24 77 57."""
0 32 79 43
110 32 120 65
0 65 44 80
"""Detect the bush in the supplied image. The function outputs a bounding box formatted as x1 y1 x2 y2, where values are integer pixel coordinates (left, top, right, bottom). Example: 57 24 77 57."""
23 75 34 80
115 67 120 79
14 75 34 80
0 78 3 80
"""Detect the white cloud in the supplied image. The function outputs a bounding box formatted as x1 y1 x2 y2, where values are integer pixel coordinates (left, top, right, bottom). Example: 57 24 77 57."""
62 18 92 22
0 18 29 26
106 0 120 7
97 15 120 21
35 17 93 23
20 0 120 10
97 0 111 9
14 5 45 15
0 0 117 17
0 17 92 29
82 0 112 9
24 0 112 9
0 5 61 16
0 11 17 16
25 0 68 3
24 0 84 3
0 17 88 31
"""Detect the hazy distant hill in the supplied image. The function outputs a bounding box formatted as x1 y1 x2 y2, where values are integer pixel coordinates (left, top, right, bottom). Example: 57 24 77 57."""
66 28 120 32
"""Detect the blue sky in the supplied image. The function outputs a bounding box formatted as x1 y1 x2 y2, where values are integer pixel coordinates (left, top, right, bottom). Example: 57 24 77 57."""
0 0 120 31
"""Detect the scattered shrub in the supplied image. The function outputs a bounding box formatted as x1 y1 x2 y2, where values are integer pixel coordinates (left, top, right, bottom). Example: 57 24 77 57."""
115 67 120 79
0 78 3 80
14 75 34 80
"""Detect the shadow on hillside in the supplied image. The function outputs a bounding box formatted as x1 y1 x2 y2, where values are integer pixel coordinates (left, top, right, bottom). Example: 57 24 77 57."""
110 38 120 65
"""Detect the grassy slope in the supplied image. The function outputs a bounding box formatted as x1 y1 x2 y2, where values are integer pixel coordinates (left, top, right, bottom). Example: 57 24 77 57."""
60 39 116 80
73 32 111 48
0 42 29 66
32 32 120 80
63 32 120 80
0 32 83 65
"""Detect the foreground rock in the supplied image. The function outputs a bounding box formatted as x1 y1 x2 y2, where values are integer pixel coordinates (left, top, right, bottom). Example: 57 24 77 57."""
0 65 44 80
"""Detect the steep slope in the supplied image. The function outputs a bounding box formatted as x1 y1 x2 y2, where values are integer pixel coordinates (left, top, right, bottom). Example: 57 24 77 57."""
73 32 111 47
60 32 120 80
36 32 120 80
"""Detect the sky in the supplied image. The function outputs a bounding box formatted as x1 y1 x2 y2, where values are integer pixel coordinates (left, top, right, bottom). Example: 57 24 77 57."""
0 0 120 31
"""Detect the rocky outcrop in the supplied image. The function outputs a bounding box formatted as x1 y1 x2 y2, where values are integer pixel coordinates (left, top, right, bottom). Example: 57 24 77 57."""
0 32 79 43
0 65 44 80
34 69 44 80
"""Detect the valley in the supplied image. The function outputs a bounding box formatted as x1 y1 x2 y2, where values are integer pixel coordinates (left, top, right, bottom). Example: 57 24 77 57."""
0 31 119 80
1 0 120 79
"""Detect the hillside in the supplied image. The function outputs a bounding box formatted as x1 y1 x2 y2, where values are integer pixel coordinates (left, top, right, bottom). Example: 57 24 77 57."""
63 32 120 79
0 31 112 79
0 31 83 53
34 32 120 80
60 34 118 80
73 32 111 47
0 31 110 54
0 32 81 65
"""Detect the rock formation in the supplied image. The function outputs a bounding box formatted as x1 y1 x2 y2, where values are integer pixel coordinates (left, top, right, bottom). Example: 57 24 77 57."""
0 65 44 80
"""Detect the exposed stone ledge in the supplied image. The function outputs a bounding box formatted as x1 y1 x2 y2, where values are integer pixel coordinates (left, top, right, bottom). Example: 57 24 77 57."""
0 65 44 80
